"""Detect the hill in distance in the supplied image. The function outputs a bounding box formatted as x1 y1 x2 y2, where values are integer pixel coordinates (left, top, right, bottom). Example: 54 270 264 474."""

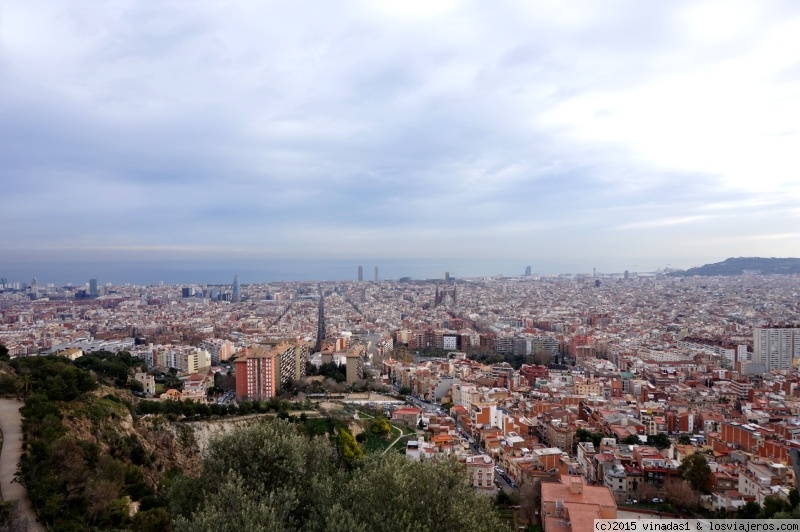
668 257 800 277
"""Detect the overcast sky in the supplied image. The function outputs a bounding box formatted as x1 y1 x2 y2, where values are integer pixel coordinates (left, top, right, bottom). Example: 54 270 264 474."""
2 0 800 280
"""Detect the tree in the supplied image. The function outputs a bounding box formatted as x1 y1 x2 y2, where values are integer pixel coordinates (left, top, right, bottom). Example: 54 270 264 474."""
679 454 711 493
167 418 511 532
0 500 29 532
737 501 761 518
663 478 700 511
575 429 602 450
398 386 412 395
130 508 172 532
173 474 293 532
621 434 641 445
648 433 671 450
519 480 542 526
0 343 9 362
14 373 34 398
533 351 552 366
336 428 364 468
760 495 790 518
342 454 507 532
677 434 692 445
789 487 800 510
369 417 391 437
774 504 800 520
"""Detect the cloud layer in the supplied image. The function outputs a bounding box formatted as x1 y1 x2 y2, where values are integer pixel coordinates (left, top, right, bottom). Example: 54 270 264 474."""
2 0 800 278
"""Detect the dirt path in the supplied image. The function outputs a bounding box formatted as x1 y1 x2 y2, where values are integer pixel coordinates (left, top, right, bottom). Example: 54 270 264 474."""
0 398 45 531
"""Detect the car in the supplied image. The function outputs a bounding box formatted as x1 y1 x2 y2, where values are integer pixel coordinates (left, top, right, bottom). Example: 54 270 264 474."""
651 498 663 503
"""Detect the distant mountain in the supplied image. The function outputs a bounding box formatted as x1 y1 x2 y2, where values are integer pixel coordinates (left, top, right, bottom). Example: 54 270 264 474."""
668 257 800 276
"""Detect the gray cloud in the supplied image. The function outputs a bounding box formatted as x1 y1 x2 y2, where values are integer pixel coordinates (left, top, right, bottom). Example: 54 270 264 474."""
2 0 800 278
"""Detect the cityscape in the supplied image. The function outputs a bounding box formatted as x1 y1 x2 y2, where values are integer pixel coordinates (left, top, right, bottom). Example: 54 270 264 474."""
3 0 800 530
3 264 800 529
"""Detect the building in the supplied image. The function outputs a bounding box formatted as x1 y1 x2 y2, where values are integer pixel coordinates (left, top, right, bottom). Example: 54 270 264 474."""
89 278 98 298
753 327 800 372
235 345 279 401
345 345 365 385
374 266 379 282
392 406 422 427
232 274 240 303
466 454 495 491
541 475 617 532
57 347 84 361
201 339 235 364
134 372 156 396
275 341 310 386
358 265 363 282
175 348 211 375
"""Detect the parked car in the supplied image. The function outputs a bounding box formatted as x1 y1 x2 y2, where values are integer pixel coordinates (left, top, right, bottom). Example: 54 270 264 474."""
651 498 663 503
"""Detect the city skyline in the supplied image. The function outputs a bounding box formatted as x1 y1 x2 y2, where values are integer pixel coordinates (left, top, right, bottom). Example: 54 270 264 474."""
2 255 799 287
2 2 800 272
0 256 730 287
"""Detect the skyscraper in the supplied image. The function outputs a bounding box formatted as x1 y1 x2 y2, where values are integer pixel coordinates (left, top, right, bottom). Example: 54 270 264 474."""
358 265 363 282
753 327 800 372
89 278 98 298
374 266 379 282
232 274 240 303
524 266 532 276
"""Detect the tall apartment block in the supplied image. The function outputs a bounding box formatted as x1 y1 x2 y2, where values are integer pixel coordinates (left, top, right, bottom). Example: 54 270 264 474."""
358 265 363 282
345 344 366 385
235 345 279 401
753 327 800 372
275 341 310 387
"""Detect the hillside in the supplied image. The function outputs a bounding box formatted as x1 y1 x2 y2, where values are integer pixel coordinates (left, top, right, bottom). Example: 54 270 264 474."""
2 353 511 531
1 354 313 530
668 257 800 277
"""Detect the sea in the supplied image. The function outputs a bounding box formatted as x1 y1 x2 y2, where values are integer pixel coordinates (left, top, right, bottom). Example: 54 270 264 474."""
0 258 572 287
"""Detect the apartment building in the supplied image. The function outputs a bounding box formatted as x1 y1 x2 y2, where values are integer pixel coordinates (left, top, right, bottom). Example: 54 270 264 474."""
235 345 279 401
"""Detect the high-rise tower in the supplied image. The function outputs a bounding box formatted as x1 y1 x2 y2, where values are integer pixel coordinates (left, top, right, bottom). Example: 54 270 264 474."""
232 274 240 303
358 265 363 282
89 278 98 298
316 285 325 352
374 266 379 282
753 327 800 372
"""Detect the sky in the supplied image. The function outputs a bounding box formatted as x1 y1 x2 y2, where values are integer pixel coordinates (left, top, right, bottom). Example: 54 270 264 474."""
2 0 800 283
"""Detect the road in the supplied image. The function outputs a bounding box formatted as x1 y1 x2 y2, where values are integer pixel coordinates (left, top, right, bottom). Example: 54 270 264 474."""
393 392 519 495
0 398 45 531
